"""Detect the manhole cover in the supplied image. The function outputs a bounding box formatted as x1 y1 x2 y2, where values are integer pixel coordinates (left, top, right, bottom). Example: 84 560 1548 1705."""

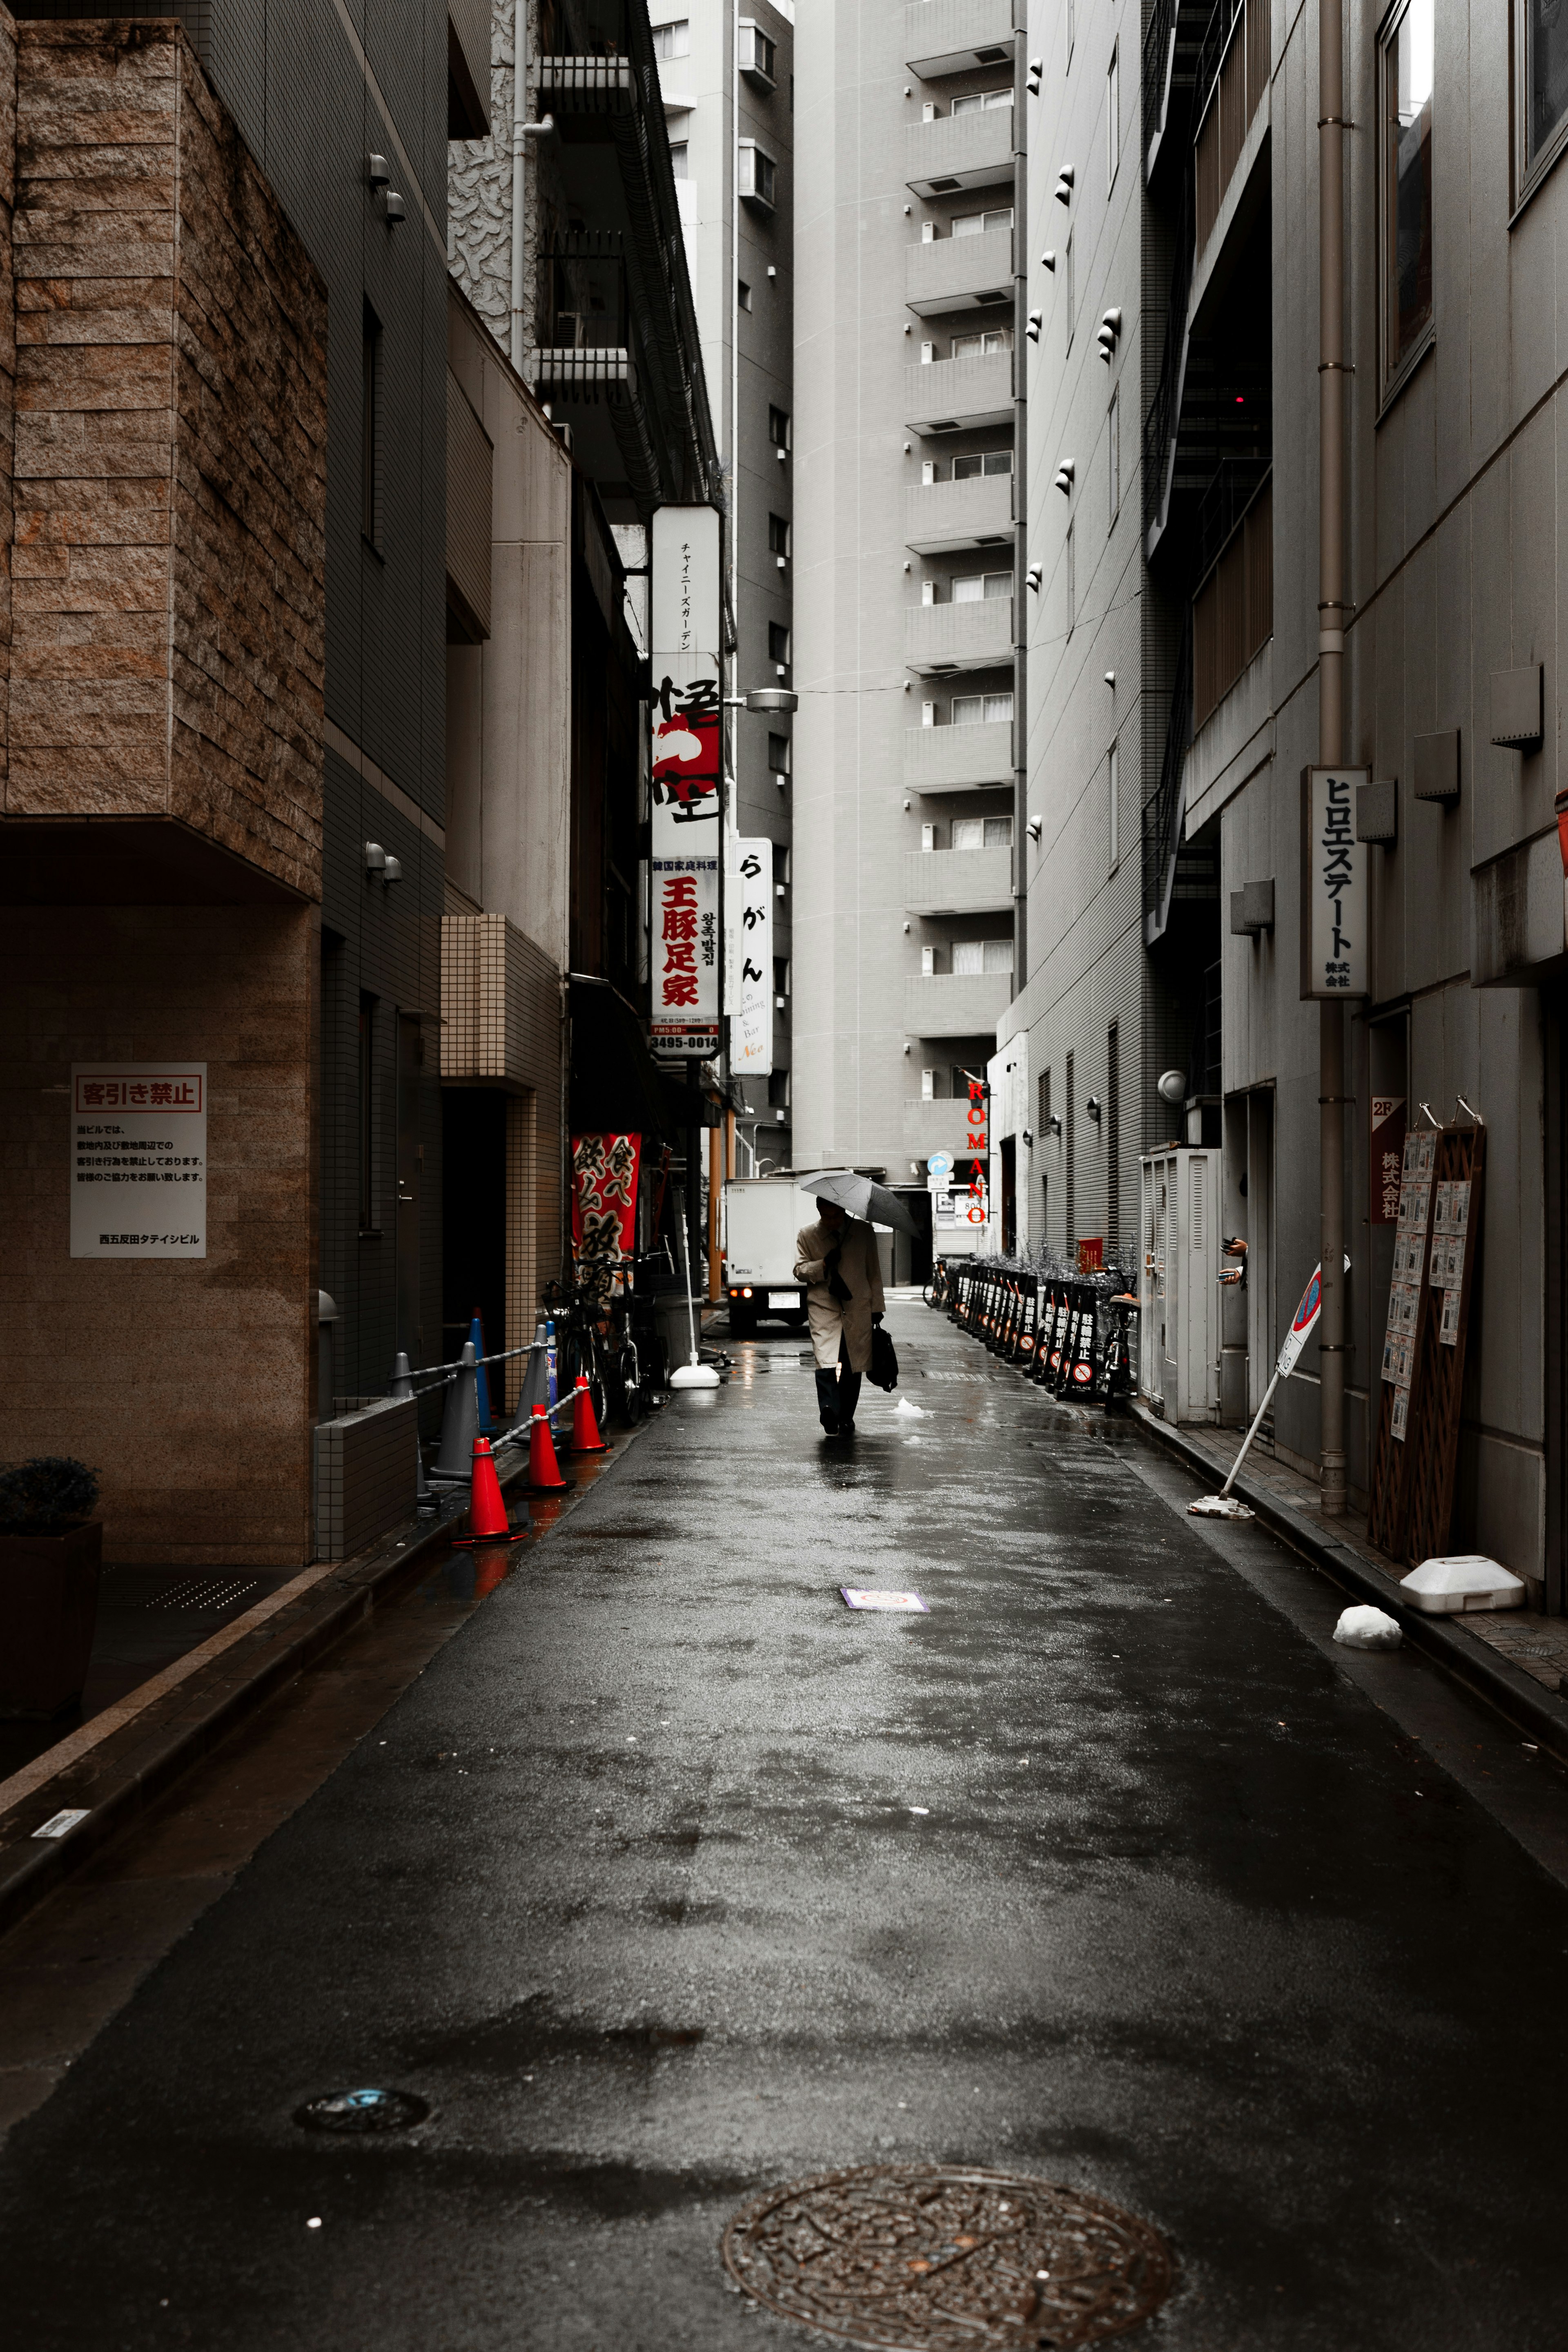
292 2087 429 2134
720 2165 1173 2350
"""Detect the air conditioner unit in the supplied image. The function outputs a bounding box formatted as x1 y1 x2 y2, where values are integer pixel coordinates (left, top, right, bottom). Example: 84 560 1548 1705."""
1138 1147 1221 1423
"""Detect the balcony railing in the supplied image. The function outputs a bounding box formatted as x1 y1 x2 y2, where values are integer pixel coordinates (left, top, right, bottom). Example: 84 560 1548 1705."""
905 597 1014 675
536 230 628 349
906 226 1014 317
904 970 1014 1035
904 717 1015 792
904 0 1018 82
1193 0 1270 252
1142 170 1194 556
905 350 1014 434
1192 465 1271 729
905 471 1014 554
904 844 1014 914
1142 604 1193 946
906 105 1017 199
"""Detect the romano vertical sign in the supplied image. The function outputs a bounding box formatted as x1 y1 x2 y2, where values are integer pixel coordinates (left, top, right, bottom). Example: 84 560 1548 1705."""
1300 767 1370 998
70 1063 207 1259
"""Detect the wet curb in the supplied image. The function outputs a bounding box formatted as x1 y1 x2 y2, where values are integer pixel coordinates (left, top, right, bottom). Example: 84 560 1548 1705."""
0 1431 637 1942
1128 1403 1568 1766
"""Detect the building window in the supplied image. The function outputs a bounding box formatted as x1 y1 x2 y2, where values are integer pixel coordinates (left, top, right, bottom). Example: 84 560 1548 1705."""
951 816 1013 849
768 621 791 673
953 939 1014 974
739 21 777 86
669 139 689 179
773 956 790 997
1107 388 1120 524
953 448 1013 479
652 19 690 60
767 729 791 775
739 141 777 210
951 327 1011 357
768 512 791 557
769 404 791 451
953 205 1015 236
357 994 377 1230
1107 45 1120 189
952 87 1014 117
1516 0 1568 203
768 1068 790 1107
738 279 752 310
361 301 381 546
952 569 1011 602
952 690 1013 725
1107 736 1120 869
1379 0 1434 398
1038 1068 1051 1137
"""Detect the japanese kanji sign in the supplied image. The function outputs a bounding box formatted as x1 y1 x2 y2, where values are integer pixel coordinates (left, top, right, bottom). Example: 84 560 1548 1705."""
1301 767 1369 998
728 837 773 1075
571 1133 641 1264
650 663 722 850
1370 1095 1406 1225
70 1063 207 1259
650 856 720 1057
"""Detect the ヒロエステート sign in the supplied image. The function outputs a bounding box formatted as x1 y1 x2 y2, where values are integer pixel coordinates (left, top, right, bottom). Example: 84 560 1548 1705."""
1300 767 1369 998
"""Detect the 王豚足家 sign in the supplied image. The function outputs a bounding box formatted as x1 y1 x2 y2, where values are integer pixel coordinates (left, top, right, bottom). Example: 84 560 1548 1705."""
650 857 720 1059
1300 767 1369 999
70 1063 207 1259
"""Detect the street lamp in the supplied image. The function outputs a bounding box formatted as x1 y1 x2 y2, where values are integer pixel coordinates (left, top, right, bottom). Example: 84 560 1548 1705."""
723 688 798 713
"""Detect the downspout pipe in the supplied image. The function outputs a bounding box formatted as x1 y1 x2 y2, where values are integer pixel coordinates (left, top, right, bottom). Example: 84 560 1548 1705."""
511 0 554 375
1012 30 1028 999
1318 0 1348 1515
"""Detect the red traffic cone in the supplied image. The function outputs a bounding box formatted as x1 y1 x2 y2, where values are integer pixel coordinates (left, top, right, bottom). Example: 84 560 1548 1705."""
569 1374 610 1454
526 1405 571 1494
452 1436 525 1547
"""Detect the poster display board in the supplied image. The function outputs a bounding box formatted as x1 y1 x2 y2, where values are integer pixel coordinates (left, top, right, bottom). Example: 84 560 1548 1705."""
70 1063 207 1260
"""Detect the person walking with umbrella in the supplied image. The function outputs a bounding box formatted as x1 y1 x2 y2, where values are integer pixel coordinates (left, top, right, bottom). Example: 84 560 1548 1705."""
793 1172 915 1438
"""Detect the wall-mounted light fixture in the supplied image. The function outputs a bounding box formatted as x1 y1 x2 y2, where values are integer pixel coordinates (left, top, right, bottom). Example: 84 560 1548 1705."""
1026 816 1042 841
1027 57 1043 96
1096 308 1123 362
1026 310 1043 342
1086 1095 1102 1122
1026 563 1043 591
1054 165 1074 204
1053 460 1074 494
1040 250 1056 271
1104 670 1116 688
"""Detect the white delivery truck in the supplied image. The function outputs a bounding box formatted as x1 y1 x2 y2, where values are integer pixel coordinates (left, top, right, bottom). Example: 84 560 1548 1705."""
722 1176 810 1338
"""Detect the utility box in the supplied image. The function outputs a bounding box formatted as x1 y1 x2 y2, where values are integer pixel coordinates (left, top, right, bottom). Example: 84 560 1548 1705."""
1139 1148 1222 1423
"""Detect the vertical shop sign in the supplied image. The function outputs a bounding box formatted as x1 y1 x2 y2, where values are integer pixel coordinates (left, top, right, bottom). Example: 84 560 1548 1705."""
70 1063 207 1258
964 1079 989 1226
728 838 773 1075
650 662 722 852
651 505 721 658
650 858 720 1057
1300 767 1370 997
1370 1095 1406 1224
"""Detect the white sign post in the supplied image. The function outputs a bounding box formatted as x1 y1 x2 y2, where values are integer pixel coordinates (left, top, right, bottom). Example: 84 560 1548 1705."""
728 837 773 1075
70 1063 207 1259
1300 767 1370 999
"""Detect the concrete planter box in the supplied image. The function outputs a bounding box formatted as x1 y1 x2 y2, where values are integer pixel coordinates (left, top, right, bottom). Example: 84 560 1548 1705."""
314 1400 419 1564
0 1521 103 1718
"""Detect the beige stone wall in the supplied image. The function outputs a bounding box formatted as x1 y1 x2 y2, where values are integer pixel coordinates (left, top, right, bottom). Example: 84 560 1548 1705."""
6 21 327 900
0 903 317 1565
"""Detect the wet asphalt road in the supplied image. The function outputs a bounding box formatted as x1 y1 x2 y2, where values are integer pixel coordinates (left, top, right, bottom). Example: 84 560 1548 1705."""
2 1302 1566 2350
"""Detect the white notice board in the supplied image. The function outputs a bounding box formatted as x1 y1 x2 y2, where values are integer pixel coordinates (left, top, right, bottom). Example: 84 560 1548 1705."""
70 1063 207 1259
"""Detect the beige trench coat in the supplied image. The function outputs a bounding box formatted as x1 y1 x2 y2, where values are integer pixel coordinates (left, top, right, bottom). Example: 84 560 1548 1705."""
794 1216 885 1373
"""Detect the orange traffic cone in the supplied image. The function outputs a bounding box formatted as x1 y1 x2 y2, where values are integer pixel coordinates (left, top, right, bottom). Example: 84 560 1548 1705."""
569 1374 610 1454
525 1405 572 1494
451 1436 526 1547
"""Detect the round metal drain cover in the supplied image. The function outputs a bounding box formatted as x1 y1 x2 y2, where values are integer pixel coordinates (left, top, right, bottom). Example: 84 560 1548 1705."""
292 2087 429 2134
721 2164 1173 2351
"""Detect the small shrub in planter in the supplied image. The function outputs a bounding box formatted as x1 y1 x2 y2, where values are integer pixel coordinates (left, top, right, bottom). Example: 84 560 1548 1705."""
0 1457 103 1720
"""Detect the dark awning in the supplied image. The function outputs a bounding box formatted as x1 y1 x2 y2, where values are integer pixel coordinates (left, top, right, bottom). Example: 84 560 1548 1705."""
568 973 686 1138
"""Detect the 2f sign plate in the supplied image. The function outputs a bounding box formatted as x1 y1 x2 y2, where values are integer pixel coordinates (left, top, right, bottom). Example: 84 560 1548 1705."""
1301 767 1369 999
70 1063 207 1259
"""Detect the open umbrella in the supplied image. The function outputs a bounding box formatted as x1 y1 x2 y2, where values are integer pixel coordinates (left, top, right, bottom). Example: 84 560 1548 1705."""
796 1168 920 1238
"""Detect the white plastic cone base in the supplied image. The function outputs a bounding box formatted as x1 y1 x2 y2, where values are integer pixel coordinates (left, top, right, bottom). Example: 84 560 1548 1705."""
1188 1494 1254 1520
671 1355 720 1389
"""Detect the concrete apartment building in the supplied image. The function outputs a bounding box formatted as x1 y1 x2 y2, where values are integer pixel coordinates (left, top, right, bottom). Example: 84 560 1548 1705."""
649 0 795 1166
1 5 452 1565
794 0 1025 1257
988 0 1568 1604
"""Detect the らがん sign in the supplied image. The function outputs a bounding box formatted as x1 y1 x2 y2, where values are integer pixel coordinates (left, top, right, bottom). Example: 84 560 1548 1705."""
70 1064 207 1259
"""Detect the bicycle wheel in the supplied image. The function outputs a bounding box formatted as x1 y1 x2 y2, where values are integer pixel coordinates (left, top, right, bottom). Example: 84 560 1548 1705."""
618 1344 645 1425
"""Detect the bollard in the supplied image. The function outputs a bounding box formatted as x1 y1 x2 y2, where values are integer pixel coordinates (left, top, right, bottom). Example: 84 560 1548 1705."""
430 1342 481 1482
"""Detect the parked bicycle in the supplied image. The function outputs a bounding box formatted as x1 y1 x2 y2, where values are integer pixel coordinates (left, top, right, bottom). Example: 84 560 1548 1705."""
542 1273 611 1436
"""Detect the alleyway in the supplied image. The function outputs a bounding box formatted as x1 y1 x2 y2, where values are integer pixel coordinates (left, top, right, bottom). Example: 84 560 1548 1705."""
2 1302 1566 2350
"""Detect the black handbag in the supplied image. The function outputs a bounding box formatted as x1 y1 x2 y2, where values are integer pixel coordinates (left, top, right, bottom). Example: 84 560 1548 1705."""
868 1323 899 1392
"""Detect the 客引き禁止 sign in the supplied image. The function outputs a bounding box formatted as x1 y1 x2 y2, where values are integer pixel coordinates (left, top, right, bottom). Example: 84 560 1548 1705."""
1300 767 1370 999
650 857 720 1057
70 1064 207 1260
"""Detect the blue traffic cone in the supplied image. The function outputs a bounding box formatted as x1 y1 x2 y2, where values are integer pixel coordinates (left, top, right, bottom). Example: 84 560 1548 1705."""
467 1312 493 1433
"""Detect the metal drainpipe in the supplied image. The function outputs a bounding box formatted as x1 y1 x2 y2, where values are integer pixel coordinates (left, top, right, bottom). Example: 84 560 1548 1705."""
1318 0 1348 1515
1012 34 1028 995
510 0 554 375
